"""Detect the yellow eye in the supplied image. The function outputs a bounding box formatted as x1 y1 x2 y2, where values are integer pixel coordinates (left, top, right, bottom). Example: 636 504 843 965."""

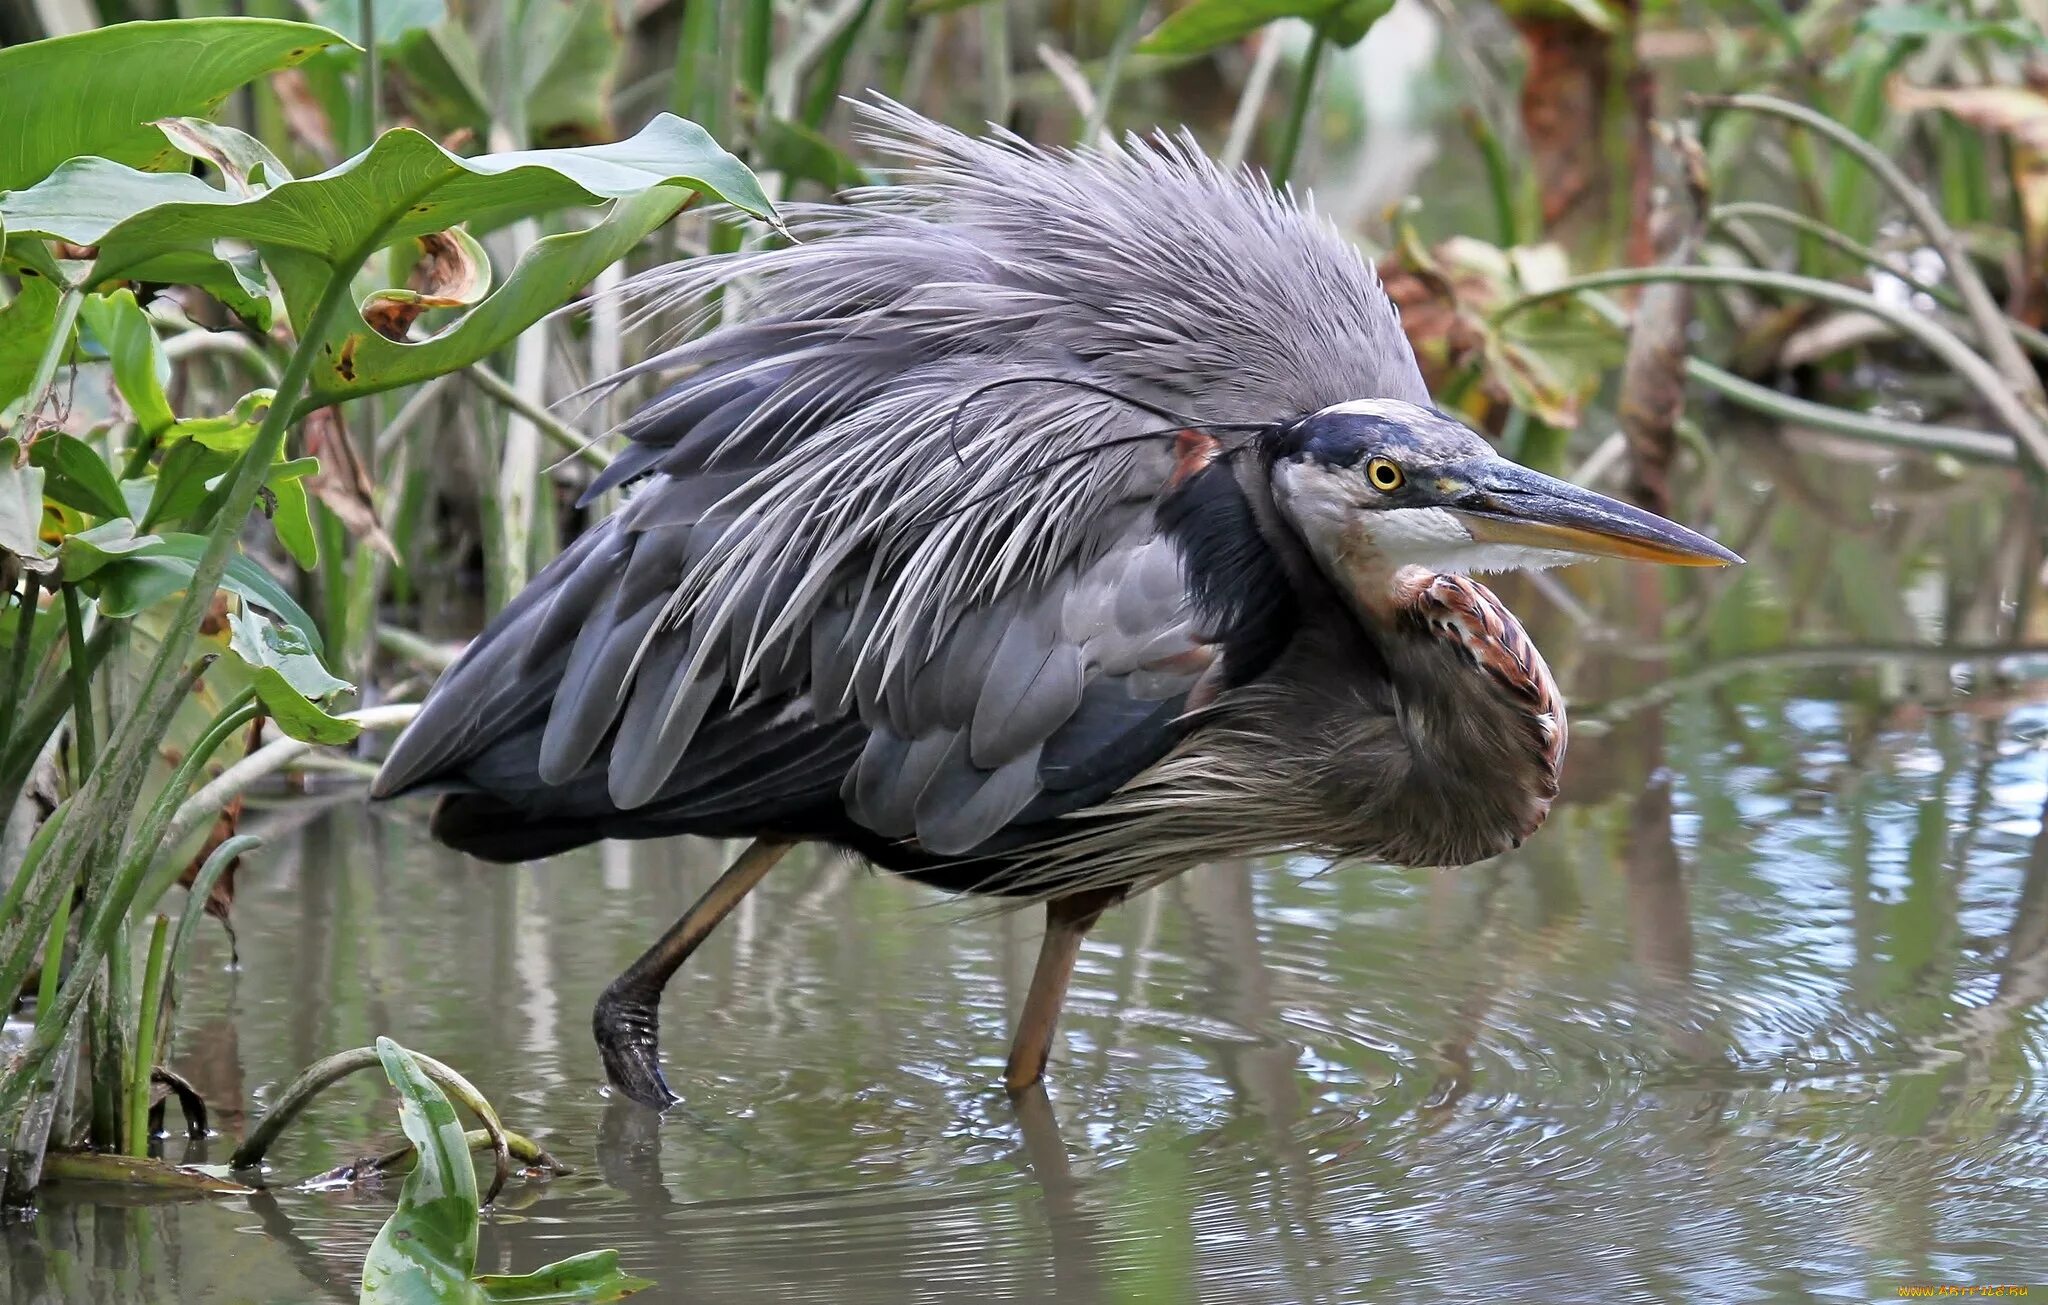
1366 457 1405 492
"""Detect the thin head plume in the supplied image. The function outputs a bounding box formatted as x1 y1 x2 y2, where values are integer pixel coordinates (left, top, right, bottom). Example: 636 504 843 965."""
939 374 1272 466
907 422 1269 531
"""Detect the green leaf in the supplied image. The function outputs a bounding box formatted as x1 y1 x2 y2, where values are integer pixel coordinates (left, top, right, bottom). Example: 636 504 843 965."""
1859 5 2044 47
0 439 50 568
77 290 176 438
313 0 445 47
360 1039 480 1304
74 531 323 650
756 118 871 193
227 607 358 743
0 273 63 410
1139 0 1394 53
144 440 236 530
475 1251 652 1302
0 164 277 324
29 435 128 520
57 518 160 581
154 117 295 193
0 18 350 192
520 0 626 143
5 116 776 410
304 185 692 408
270 467 319 571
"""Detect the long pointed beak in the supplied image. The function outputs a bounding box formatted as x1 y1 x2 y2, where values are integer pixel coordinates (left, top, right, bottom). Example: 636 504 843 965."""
1449 461 1742 567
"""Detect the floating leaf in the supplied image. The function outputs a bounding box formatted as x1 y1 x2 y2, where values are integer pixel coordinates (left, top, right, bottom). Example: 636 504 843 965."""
474 1252 651 1302
0 18 348 191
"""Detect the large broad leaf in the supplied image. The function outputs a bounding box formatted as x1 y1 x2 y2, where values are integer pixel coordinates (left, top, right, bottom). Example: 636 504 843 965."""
1139 0 1395 53
358 1039 650 1304
226 608 359 744
63 526 324 651
0 18 349 192
0 165 277 323
1 115 774 410
360 1039 479 1303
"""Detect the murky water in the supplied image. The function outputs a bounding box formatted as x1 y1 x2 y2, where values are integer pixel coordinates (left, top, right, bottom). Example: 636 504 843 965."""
7 448 2048 1304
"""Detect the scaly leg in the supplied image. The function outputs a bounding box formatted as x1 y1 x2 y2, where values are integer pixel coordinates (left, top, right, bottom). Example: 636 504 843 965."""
1003 886 1123 1094
594 838 793 1109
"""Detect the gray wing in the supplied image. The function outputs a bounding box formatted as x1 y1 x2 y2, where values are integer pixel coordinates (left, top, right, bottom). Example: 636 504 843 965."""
370 386 1224 864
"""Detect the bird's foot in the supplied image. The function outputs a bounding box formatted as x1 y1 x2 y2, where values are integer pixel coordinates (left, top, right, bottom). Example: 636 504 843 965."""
593 983 680 1111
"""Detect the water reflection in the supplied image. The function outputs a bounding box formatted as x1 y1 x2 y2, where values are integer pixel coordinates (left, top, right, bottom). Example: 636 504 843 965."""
10 454 2048 1303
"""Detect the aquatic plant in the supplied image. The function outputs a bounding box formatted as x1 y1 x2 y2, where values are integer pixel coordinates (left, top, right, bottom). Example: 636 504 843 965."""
0 13 769 1200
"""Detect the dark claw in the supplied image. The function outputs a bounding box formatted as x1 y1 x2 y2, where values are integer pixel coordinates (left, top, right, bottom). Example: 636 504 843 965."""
593 982 680 1111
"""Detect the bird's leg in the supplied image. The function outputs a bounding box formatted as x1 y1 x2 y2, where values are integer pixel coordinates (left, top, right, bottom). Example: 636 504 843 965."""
594 838 794 1109
1004 886 1124 1094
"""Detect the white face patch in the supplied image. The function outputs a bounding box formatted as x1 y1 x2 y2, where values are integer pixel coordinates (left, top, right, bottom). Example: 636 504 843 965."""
1275 461 1580 579
1355 507 1581 575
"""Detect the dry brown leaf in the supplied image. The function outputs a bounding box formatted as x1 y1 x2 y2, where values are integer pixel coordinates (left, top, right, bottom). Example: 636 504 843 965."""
270 67 336 164
302 406 397 558
362 229 492 342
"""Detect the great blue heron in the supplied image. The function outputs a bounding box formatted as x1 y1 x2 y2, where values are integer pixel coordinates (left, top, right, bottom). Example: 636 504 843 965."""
372 103 1737 1110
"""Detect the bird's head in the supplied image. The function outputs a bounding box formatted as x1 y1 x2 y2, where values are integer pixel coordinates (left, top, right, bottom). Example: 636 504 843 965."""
1266 399 1740 602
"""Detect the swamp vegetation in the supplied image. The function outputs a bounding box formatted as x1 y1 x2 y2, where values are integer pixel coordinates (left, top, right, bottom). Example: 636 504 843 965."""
2 0 2048 1300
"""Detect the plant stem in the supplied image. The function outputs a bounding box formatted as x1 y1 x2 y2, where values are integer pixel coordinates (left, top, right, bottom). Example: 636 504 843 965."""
466 363 610 468
1498 264 2048 473
34 885 70 1018
1695 93 2046 416
229 1043 512 1203
1222 32 1285 171
1709 200 2048 362
160 702 419 855
359 0 380 147
126 915 169 1158
1084 0 1150 145
58 585 95 773
13 216 385 1008
1 572 40 739
5 286 84 446
1270 26 1327 190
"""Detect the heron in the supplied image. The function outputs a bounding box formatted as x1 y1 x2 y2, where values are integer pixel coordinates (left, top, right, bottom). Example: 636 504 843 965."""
371 102 1738 1110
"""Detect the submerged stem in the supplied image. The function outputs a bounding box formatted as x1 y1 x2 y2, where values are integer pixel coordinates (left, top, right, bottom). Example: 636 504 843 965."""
231 1044 514 1204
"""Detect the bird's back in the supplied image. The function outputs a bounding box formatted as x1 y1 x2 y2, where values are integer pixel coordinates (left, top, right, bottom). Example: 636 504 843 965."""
371 101 1430 888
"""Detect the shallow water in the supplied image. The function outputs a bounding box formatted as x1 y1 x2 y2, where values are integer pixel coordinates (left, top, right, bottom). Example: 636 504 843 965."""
7 449 2048 1304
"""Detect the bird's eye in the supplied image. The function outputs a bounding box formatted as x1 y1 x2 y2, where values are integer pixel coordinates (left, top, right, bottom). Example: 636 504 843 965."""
1365 458 1405 492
